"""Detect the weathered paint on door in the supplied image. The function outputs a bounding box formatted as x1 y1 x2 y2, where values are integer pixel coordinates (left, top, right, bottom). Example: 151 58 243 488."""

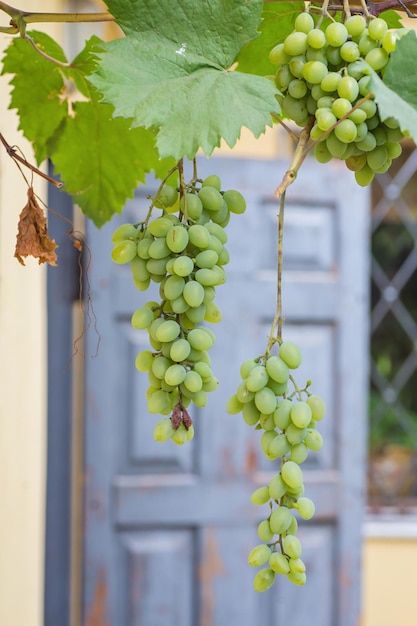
82 156 369 626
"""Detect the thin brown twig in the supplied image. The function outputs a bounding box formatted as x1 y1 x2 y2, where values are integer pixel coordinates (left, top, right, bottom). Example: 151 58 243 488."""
0 132 63 188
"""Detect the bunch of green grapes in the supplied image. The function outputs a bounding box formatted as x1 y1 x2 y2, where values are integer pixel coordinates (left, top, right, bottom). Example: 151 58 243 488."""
111 174 246 444
270 12 406 186
227 341 325 589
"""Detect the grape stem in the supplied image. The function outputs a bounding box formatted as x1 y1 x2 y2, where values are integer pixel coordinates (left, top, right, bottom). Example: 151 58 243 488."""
266 190 286 353
271 114 299 143
303 92 374 160
343 0 352 18
177 159 188 220
289 375 304 402
275 116 315 199
143 161 180 225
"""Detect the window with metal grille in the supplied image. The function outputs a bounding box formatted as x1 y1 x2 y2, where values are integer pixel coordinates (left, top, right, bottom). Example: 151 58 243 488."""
369 140 417 510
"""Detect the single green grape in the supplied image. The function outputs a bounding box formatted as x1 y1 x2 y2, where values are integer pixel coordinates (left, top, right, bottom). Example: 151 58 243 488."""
111 240 137 265
304 429 323 451
269 42 290 66
283 534 302 559
334 119 357 143
165 225 189 253
223 189 246 214
283 31 308 56
345 15 366 38
365 47 389 71
358 34 378 56
281 461 304 491
306 394 326 420
282 94 309 125
316 109 338 132
268 473 288 499
248 545 271 567
154 185 178 209
289 55 306 79
201 174 221 190
131 306 155 330
269 505 293 534
251 486 271 506
135 350 154 372
294 11 315 34
320 71 341 93
325 22 348 47
337 76 359 102
170 338 191 362
148 237 170 260
367 145 388 170
258 519 274 542
306 28 326 49
382 30 398 54
112 223 139 243
287 570 307 586
314 141 333 164
288 78 308 99
183 370 203 393
153 417 175 442
148 216 173 238
279 341 302 369
253 568 275 592
302 60 328 84
255 387 278 414
296 496 316 520
289 442 309 464
198 186 224 212
340 41 360 63
368 18 388 41
290 402 313 428
181 193 203 220
269 552 290 574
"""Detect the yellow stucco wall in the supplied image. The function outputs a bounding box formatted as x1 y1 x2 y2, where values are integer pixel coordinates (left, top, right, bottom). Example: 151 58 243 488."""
0 3 63 626
362 523 417 626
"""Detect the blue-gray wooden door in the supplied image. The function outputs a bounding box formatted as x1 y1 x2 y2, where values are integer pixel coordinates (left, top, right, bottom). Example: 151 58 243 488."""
82 156 369 626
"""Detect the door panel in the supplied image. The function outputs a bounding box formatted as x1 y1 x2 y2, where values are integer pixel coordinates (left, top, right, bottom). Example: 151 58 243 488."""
83 156 369 626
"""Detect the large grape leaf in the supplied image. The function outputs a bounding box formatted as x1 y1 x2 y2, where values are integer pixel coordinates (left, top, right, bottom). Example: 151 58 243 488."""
91 0 280 160
367 31 417 142
1 32 173 226
50 99 167 226
104 0 261 62
236 1 304 76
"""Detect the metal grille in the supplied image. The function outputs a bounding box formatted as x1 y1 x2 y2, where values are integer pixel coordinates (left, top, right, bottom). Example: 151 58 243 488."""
369 141 417 508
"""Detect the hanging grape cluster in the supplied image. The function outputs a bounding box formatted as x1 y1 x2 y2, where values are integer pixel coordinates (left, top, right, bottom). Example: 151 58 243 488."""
111 171 246 444
227 342 325 589
270 12 406 186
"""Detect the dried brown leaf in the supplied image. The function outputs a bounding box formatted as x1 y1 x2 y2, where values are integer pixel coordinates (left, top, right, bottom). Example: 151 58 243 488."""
15 187 58 266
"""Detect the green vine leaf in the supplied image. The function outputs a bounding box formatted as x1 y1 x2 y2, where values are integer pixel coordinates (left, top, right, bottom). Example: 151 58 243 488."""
2 32 173 226
236 1 304 76
1 32 68 163
50 98 168 226
91 0 280 160
368 31 417 141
